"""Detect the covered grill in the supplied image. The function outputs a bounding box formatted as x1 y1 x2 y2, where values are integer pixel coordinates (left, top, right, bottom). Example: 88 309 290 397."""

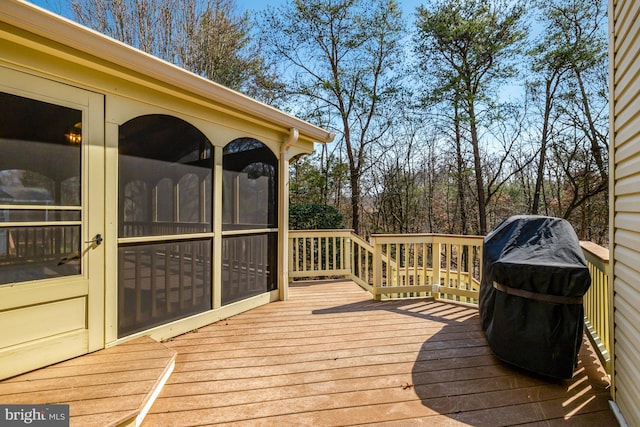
479 215 591 379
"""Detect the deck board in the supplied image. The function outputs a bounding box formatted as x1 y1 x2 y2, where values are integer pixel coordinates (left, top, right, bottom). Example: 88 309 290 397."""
0 336 176 427
145 280 617 426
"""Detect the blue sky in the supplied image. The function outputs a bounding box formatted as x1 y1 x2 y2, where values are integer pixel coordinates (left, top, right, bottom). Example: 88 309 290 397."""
29 0 427 22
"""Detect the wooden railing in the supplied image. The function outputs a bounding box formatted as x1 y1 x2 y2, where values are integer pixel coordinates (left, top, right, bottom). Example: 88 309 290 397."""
288 230 612 375
371 233 483 303
580 241 612 373
288 230 483 303
347 232 375 293
288 230 353 280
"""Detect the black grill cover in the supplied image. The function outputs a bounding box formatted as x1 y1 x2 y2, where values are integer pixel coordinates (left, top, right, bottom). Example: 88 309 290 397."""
479 215 591 379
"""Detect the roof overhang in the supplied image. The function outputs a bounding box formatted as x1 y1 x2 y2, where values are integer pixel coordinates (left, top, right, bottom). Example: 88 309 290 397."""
1 0 335 145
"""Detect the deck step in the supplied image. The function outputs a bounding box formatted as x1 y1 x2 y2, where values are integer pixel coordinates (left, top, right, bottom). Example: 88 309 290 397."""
0 336 176 427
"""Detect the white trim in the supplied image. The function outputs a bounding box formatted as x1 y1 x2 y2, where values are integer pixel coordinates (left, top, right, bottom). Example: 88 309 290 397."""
136 357 175 427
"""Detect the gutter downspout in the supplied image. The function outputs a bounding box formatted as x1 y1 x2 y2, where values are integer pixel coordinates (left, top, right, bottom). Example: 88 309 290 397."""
279 127 299 301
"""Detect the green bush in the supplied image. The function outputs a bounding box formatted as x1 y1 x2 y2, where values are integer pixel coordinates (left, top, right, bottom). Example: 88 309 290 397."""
289 204 345 230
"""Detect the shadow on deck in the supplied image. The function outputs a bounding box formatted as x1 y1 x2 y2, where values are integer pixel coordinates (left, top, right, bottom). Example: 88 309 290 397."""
0 279 616 426
146 279 616 426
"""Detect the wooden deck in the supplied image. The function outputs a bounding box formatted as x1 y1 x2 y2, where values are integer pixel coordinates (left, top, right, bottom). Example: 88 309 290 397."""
0 279 617 426
145 280 617 426
0 336 176 426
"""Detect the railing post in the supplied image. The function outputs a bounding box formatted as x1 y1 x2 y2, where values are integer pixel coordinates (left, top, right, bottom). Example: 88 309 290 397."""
288 235 294 284
345 233 352 278
432 242 441 300
372 236 381 301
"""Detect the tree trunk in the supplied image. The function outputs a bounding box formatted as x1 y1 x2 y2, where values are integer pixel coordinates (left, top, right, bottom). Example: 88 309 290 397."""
532 79 554 214
350 171 361 235
468 102 487 235
454 102 468 234
574 69 608 183
343 122 362 234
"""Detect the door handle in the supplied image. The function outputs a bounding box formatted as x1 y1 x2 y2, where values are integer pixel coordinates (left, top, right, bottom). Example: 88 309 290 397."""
85 234 103 246
59 234 102 265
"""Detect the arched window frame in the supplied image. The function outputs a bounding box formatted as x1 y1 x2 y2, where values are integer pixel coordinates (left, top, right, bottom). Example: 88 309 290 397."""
117 114 214 337
221 138 278 306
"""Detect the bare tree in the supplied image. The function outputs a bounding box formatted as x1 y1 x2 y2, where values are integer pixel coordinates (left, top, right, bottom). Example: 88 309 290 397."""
72 0 180 60
527 34 571 214
527 0 607 218
71 0 278 99
259 0 405 234
520 0 608 240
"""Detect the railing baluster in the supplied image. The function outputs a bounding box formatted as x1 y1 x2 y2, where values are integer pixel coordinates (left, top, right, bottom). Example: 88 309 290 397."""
422 243 428 290
395 243 400 293
433 242 441 299
302 237 308 273
456 243 462 302
445 243 451 299
413 243 418 293
327 236 330 271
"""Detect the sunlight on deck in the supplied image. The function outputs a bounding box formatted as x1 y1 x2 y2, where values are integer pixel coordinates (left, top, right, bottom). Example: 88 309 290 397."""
144 280 616 426
0 279 615 426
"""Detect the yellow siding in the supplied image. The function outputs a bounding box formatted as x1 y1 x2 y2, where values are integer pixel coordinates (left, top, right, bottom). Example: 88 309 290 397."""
0 298 86 348
0 280 88 312
1 0 332 379
611 0 640 425
0 331 88 380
